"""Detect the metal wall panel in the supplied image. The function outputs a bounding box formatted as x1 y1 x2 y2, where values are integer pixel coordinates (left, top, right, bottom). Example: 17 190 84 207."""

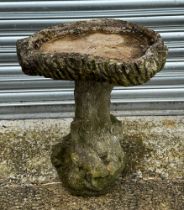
0 0 184 119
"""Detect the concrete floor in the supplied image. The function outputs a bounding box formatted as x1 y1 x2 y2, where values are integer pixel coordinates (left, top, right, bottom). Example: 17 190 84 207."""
0 116 184 209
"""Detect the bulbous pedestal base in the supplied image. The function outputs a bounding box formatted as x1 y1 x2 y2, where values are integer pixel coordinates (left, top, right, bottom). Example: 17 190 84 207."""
51 81 125 195
52 120 125 195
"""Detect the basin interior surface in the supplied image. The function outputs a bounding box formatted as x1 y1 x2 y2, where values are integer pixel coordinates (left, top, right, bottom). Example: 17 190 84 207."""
40 32 151 61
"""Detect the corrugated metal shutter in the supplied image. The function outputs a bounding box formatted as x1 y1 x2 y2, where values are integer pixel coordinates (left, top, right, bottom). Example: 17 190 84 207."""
0 0 184 119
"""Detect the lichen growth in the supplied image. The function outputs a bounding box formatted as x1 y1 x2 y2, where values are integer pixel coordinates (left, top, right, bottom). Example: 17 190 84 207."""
51 81 126 195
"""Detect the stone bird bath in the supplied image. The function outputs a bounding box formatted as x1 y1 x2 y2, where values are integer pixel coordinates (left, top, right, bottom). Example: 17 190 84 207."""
16 19 167 195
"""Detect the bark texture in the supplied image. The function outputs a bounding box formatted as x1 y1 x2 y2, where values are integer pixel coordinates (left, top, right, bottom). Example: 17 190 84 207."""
51 81 125 195
16 19 168 86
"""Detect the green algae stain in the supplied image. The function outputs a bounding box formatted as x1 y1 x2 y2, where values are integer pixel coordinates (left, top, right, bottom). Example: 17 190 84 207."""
0 163 11 178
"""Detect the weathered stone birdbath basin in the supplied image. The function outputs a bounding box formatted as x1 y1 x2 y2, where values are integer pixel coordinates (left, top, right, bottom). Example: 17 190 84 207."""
16 19 167 195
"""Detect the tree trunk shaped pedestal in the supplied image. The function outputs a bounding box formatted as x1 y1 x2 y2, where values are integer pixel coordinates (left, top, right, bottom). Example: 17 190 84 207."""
51 81 125 195
16 19 168 196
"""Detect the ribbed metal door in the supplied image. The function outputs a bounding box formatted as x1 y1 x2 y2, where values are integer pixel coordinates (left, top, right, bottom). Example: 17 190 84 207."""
0 0 184 119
